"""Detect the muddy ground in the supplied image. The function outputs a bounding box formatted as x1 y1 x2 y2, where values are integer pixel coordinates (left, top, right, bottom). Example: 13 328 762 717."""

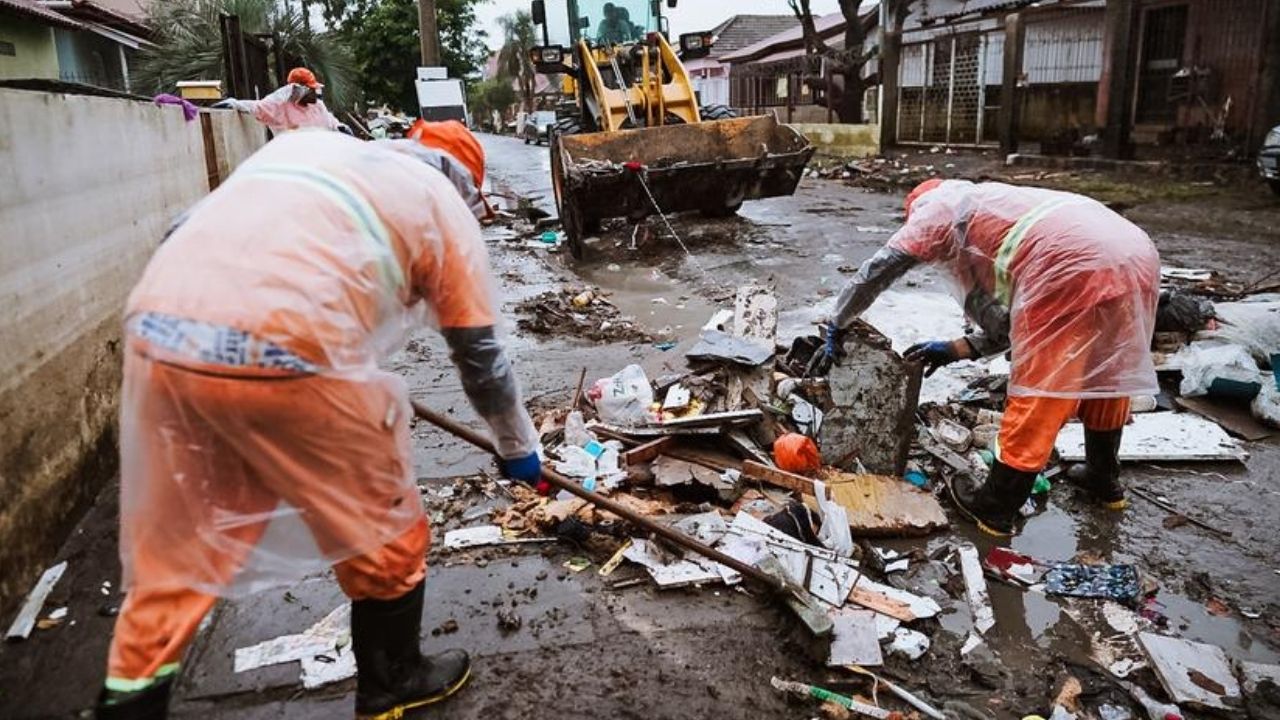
1 135 1278 719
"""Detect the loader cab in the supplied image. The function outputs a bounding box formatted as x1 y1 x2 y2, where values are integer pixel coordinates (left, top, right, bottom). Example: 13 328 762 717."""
531 0 667 49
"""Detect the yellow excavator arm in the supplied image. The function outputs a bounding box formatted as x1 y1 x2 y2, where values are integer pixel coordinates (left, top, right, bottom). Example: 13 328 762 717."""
577 33 700 132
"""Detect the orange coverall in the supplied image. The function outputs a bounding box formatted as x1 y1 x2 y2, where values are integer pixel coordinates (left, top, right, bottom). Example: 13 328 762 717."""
833 180 1160 473
105 131 535 692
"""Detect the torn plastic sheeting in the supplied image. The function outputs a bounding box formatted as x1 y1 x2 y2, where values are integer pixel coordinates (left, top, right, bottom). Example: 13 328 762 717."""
1196 296 1280 367
685 329 775 367
1175 342 1262 399
812 479 854 558
234 604 354 690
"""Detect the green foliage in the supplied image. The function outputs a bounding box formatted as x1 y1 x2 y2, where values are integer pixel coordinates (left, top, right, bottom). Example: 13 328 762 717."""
496 10 536 111
340 0 488 113
134 0 356 110
467 77 516 126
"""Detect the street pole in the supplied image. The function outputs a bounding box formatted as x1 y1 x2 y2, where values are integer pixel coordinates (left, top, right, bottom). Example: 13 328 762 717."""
418 0 441 66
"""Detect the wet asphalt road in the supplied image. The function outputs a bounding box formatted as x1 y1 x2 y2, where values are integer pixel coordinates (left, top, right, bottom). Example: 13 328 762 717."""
0 134 1277 719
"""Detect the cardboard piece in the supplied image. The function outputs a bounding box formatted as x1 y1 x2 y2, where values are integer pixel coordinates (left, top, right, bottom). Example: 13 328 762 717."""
1175 395 1272 441
811 469 949 537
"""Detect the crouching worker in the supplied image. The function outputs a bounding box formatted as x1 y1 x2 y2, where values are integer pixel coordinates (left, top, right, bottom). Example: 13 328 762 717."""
96 126 541 719
826 179 1160 537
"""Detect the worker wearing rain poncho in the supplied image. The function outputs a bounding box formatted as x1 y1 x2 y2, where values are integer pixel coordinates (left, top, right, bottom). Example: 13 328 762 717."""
213 66 341 134
828 179 1160 537
96 123 540 720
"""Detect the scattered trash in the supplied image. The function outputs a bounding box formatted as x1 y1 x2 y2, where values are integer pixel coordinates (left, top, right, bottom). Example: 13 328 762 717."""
732 285 778 351
562 556 592 573
686 329 775 367
442 525 554 550
1044 563 1141 602
770 677 901 719
5 561 67 641
591 364 655 425
774 433 821 474
886 627 930 660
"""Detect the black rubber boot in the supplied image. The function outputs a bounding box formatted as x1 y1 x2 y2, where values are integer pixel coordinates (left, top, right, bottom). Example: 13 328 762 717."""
352 581 472 720
948 460 1038 537
1066 428 1127 510
94 677 173 720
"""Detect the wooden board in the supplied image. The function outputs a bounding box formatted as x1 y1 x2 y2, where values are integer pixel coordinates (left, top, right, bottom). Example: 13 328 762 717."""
1175 396 1272 441
623 437 674 466
1138 632 1242 712
811 470 949 537
741 461 817 496
1055 412 1248 463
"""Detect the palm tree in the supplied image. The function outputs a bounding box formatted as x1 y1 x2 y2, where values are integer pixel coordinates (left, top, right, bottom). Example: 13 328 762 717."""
496 10 536 113
134 0 356 110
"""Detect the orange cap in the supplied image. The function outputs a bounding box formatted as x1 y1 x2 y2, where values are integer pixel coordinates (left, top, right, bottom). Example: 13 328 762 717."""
407 119 492 218
286 67 321 89
904 178 944 219
773 433 822 475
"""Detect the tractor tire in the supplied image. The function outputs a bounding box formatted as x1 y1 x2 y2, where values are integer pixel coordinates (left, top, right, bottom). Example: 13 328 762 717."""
523 135 530 144
699 104 739 121
1270 179 1280 197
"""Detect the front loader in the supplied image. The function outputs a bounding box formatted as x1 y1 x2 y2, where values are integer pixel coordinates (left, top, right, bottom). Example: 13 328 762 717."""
528 0 815 258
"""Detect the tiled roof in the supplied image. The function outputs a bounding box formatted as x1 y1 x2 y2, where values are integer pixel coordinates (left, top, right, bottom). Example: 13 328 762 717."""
708 15 800 56
0 0 82 28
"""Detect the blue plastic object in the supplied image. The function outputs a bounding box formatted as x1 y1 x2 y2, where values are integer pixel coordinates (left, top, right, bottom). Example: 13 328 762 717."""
904 469 928 488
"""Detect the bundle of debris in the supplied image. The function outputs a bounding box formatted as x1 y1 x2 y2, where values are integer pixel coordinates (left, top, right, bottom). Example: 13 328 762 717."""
515 286 653 343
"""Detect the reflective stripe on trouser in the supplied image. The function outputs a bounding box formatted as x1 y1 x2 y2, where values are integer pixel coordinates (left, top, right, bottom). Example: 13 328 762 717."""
106 519 430 684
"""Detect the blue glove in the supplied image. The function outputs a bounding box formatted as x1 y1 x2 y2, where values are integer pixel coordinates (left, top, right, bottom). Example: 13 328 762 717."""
903 339 964 377
500 453 546 493
824 321 844 358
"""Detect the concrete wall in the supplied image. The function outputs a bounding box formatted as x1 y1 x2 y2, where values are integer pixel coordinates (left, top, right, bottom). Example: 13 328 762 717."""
0 89 266 611
0 12 59 80
789 123 881 159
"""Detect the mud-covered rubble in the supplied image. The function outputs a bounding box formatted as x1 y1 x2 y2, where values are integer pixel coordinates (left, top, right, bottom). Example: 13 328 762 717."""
515 286 654 343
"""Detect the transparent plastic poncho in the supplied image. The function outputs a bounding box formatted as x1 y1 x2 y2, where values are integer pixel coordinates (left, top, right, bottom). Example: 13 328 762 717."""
233 83 340 133
889 180 1161 399
119 132 536 597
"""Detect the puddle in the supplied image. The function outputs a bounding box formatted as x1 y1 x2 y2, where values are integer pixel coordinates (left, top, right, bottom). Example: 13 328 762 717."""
575 260 718 340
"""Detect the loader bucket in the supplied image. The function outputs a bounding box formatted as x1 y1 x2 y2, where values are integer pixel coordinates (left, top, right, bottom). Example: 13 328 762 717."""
551 115 815 258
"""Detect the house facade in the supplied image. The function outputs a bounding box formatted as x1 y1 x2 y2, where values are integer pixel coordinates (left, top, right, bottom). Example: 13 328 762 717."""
0 0 150 93
684 14 799 108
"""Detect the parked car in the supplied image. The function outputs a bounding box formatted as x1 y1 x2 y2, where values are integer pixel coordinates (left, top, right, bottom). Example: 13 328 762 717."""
1259 123 1280 196
523 110 557 145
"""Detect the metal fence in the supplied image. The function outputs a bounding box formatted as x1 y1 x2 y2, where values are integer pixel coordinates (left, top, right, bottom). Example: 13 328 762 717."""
896 29 1002 145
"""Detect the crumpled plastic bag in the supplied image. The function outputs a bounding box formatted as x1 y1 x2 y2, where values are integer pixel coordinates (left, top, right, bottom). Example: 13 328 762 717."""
812 479 854 558
591 364 654 425
1175 341 1261 398
1197 295 1280 368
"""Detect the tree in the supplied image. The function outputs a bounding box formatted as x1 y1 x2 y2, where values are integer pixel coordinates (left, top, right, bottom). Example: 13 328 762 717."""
341 0 488 113
497 10 537 113
467 77 517 129
785 0 868 124
134 0 356 110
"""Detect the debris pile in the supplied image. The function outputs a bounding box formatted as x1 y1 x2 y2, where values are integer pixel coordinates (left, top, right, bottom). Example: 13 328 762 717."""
515 286 653 343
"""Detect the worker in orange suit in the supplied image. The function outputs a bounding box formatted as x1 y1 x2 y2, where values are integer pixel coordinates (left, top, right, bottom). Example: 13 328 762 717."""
96 126 541 720
213 66 341 133
827 179 1160 536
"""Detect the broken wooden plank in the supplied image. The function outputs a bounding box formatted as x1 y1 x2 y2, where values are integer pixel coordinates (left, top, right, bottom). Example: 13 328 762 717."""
847 586 916 622
957 543 995 634
661 409 764 428
1138 632 1242 712
1175 396 1272 441
813 470 949 537
6 561 67 641
741 461 816 496
623 436 675 466
1055 412 1248 463
827 609 883 667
